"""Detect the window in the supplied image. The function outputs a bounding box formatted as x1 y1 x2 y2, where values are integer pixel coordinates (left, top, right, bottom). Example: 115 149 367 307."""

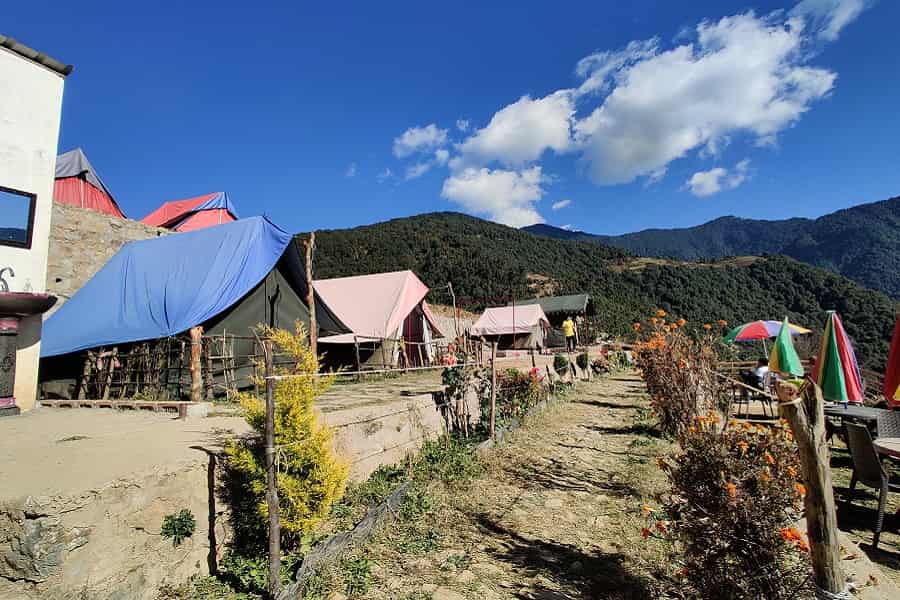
0 186 36 249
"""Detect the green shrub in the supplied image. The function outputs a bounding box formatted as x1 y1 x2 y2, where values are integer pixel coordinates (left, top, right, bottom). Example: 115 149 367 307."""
414 436 482 485
575 352 590 371
486 368 544 426
591 356 610 375
224 324 348 553
160 509 196 547
220 549 303 595
553 354 569 375
652 416 810 599
342 556 372 596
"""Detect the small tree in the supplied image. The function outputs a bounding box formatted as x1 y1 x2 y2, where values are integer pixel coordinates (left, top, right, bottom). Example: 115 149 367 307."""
225 324 348 552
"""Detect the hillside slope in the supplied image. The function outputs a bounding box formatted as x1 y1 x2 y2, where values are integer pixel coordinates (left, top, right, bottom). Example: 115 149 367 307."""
306 212 897 370
524 196 900 299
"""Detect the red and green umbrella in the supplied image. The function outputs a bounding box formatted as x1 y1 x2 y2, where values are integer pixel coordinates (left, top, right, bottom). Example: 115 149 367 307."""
883 312 900 407
723 320 812 343
812 311 864 404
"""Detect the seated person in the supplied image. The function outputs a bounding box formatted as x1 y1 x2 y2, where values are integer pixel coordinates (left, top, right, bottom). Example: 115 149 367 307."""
739 358 770 397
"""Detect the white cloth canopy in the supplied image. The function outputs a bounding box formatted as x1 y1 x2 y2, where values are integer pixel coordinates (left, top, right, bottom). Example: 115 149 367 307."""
471 305 549 336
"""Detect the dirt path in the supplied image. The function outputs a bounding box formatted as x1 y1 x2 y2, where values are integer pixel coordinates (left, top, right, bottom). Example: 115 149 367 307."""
358 374 673 599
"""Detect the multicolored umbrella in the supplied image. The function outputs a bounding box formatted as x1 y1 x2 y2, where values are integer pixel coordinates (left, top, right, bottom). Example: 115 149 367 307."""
812 311 864 404
769 318 804 377
723 320 812 343
883 312 900 407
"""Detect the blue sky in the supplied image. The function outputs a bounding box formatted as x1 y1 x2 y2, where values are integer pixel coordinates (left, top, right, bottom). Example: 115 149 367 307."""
3 0 898 235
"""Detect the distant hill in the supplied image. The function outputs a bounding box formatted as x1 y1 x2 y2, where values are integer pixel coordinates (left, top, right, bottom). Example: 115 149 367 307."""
305 212 897 370
524 196 900 299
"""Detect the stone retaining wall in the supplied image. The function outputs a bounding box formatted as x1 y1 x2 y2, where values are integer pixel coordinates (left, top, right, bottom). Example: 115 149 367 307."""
45 204 168 315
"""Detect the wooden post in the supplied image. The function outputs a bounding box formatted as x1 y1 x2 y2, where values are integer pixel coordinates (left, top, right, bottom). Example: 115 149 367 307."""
190 326 204 403
775 380 845 597
353 336 361 381
101 348 117 401
530 347 536 369
77 352 92 400
303 232 317 361
490 342 497 440
448 282 460 337
263 340 281 597
205 338 214 400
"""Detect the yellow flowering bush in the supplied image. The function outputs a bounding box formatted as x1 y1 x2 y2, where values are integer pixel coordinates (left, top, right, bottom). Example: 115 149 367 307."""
225 323 348 552
651 416 811 599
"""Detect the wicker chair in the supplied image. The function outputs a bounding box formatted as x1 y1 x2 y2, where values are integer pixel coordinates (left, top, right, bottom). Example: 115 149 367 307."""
845 422 900 548
876 410 900 438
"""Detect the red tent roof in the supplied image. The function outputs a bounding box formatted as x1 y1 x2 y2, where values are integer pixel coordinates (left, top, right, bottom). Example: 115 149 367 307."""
141 192 238 231
53 148 126 218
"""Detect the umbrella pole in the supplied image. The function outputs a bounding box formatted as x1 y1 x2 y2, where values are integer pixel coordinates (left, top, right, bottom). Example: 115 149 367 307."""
762 338 769 359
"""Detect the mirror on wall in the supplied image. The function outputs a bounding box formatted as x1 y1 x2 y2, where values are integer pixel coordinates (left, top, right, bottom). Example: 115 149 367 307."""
0 186 37 249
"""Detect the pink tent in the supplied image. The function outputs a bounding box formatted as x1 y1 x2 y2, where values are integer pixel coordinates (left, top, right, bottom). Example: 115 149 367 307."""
471 305 549 349
314 270 442 366
54 148 126 218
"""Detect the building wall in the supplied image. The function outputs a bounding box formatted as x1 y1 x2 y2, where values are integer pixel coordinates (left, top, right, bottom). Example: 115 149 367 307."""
45 203 169 314
0 47 66 410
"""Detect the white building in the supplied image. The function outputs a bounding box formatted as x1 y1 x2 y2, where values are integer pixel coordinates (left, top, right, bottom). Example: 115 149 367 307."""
0 35 71 411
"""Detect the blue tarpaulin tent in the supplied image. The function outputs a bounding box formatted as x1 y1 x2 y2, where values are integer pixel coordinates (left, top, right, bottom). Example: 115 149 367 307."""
42 216 344 357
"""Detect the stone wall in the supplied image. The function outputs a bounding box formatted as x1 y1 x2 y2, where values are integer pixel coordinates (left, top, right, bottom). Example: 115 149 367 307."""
45 203 168 315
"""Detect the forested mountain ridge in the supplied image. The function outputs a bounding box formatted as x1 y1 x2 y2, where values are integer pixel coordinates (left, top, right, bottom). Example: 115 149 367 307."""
305 212 898 370
524 196 900 299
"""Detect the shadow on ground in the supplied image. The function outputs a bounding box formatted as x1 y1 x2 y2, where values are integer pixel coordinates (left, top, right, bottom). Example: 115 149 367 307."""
474 513 655 599
580 423 663 438
501 456 639 497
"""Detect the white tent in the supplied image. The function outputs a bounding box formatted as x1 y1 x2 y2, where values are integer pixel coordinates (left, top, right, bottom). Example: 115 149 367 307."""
471 305 549 349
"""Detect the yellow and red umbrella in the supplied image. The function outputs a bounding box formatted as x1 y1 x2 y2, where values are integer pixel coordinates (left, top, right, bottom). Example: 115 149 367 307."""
883 312 900 407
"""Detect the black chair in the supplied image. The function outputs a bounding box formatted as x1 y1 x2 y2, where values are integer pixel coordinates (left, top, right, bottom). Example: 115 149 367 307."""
845 422 900 548
876 410 900 438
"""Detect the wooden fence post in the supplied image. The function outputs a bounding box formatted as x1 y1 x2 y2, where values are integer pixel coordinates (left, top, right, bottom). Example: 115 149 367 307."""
775 380 845 597
303 232 317 361
353 336 361 381
190 326 204 403
490 342 497 440
263 340 281 597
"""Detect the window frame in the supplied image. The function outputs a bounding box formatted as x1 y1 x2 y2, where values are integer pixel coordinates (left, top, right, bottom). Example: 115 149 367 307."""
0 185 37 250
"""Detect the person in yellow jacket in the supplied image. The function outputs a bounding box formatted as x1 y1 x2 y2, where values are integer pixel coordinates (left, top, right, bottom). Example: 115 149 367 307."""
562 315 577 352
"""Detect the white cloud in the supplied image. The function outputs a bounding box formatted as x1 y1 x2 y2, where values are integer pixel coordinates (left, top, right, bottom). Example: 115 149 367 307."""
376 168 394 183
434 148 450 165
686 159 751 197
393 124 449 158
456 119 470 132
574 39 659 96
791 0 868 41
551 199 572 211
344 162 357 178
405 162 431 180
560 224 575 231
441 166 547 227
456 91 575 167
574 12 838 185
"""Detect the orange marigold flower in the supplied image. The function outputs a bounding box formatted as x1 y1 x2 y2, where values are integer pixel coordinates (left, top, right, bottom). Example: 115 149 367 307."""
641 527 652 539
779 527 802 542
677 318 687 327
736 441 749 454
796 538 810 552
655 520 670 533
656 309 667 317
787 466 798 478
632 322 642 332
725 482 738 498
795 483 807 497
759 472 771 483
763 452 775 465
703 323 713 330
641 504 652 516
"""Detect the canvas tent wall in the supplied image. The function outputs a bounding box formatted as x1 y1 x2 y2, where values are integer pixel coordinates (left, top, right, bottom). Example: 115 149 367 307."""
40 217 347 398
471 305 549 350
141 191 238 232
53 148 126 218
314 270 443 369
513 294 596 347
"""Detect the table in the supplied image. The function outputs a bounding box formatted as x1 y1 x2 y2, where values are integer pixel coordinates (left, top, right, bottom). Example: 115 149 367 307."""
823 404 887 426
874 437 900 459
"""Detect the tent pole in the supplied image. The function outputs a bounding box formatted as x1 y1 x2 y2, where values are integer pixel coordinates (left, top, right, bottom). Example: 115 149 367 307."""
303 233 317 362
